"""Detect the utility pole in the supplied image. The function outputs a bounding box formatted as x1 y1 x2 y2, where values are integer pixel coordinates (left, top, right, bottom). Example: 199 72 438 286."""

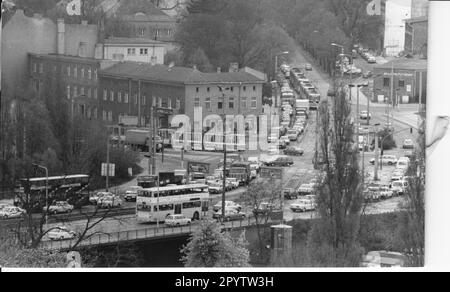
374 123 380 181
148 106 153 176
106 133 110 192
152 108 157 176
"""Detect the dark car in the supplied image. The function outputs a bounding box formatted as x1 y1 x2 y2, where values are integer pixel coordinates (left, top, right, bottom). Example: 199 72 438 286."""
266 157 294 167
284 147 304 156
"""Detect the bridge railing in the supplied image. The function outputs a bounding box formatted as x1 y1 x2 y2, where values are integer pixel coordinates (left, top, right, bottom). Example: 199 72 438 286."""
40 214 280 250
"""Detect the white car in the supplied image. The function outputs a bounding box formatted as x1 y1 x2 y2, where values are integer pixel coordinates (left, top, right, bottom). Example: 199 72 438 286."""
213 201 241 212
226 178 240 189
48 226 77 241
165 214 192 227
298 183 314 195
97 196 122 209
290 199 315 212
402 139 414 149
47 201 74 214
359 111 372 120
396 157 410 170
0 206 26 219
391 180 409 195
89 191 113 204
370 155 397 166
213 208 246 221
124 186 143 202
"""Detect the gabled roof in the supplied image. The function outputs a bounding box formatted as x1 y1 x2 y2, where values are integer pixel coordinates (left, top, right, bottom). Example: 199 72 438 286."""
100 62 266 85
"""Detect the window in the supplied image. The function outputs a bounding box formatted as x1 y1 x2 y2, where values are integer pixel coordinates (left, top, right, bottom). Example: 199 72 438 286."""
127 48 136 56
93 108 98 119
218 99 223 110
196 87 199 93
383 78 390 87
398 80 405 87
73 86 78 97
141 95 146 105
103 89 107 100
39 63 43 74
194 97 200 107
176 98 181 109
124 93 129 103
158 97 162 107
66 85 71 99
243 86 246 91
251 97 257 109
168 99 172 109
67 65 71 76
88 68 92 79
156 29 160 37
103 110 107 121
80 87 85 96
118 91 122 103
168 29 172 36
140 48 148 55
94 69 97 80
152 97 157 107
253 86 256 91
33 63 37 73
87 88 92 98
134 94 138 105
87 108 91 119
205 98 211 110
108 111 113 122
53 65 57 73
139 27 145 36
81 67 85 79
229 97 234 109
241 97 247 109
94 89 97 100
73 66 77 78
110 90 114 102
207 87 210 92
230 87 234 92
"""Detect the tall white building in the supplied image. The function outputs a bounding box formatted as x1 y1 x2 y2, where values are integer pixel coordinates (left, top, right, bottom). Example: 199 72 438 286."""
384 0 412 56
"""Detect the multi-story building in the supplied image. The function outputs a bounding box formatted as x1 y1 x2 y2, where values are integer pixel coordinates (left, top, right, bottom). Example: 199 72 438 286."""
103 37 166 64
98 62 266 129
373 58 427 104
404 16 428 58
383 0 412 57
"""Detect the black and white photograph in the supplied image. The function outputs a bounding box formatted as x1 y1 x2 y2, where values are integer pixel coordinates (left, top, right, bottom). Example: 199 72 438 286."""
0 0 448 272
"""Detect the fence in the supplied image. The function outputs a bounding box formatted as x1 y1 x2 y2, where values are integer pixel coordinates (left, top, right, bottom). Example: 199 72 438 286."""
40 215 278 251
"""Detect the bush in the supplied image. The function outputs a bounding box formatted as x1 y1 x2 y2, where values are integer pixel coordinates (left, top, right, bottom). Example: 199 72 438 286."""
378 128 397 150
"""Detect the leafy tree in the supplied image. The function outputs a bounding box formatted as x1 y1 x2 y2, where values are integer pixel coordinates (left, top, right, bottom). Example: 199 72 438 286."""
181 220 250 267
306 85 365 267
186 47 213 72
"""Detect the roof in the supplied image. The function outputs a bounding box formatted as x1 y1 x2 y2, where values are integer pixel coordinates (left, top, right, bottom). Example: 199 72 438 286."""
104 37 164 45
29 53 101 64
374 58 427 71
405 16 428 24
100 62 266 85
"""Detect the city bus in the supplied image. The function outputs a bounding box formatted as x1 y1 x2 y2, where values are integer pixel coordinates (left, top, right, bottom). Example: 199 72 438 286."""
136 184 210 223
14 174 90 211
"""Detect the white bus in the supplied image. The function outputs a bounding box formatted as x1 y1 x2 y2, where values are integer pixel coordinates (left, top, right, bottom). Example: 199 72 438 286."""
136 184 210 223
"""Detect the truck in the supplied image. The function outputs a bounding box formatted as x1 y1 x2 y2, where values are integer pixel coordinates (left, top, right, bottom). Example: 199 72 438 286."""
137 175 157 188
125 129 162 152
283 176 302 200
228 162 252 186
306 88 321 110
296 99 310 118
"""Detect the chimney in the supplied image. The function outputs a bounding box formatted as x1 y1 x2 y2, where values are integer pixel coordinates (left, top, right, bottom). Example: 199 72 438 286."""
57 18 65 55
78 42 88 58
217 67 221 73
229 62 239 73
94 43 104 60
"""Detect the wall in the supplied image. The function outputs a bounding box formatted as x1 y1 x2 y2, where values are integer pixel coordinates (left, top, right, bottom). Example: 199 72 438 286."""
384 0 412 56
1 10 57 96
104 45 165 64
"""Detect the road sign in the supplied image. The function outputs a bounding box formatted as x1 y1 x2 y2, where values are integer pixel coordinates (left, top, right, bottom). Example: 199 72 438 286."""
260 167 284 180
101 163 115 177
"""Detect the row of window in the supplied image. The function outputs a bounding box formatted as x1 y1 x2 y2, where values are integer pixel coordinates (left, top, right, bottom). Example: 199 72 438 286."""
194 97 258 110
383 78 407 88
67 85 98 99
33 62 97 81
138 27 173 37
127 48 158 57
137 201 202 212
196 85 258 93
102 89 182 109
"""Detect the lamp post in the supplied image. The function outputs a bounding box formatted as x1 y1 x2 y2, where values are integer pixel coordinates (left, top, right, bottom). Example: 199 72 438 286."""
373 123 380 181
33 163 48 228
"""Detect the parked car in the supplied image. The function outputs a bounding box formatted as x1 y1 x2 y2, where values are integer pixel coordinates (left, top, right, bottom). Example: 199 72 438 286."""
47 201 74 214
209 182 224 194
124 186 143 202
367 56 377 63
290 199 316 212
305 63 313 71
391 180 409 195
213 201 241 212
402 139 414 149
97 195 122 209
226 178 240 190
48 226 77 241
284 146 304 156
298 183 314 195
280 136 291 146
213 208 246 221
0 206 26 219
165 214 192 226
396 157 410 170
253 202 276 215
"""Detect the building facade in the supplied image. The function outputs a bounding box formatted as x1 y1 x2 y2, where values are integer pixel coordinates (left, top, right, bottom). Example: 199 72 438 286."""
103 37 166 64
373 58 427 104
404 16 428 58
411 0 429 18
98 63 265 129
384 0 412 56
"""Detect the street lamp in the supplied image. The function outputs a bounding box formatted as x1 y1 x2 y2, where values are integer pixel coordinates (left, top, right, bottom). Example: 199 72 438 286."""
373 123 381 181
33 163 49 228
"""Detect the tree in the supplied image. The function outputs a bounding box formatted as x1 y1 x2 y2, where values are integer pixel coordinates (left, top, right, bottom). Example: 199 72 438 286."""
396 122 425 267
181 220 250 267
306 85 365 267
186 47 213 72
